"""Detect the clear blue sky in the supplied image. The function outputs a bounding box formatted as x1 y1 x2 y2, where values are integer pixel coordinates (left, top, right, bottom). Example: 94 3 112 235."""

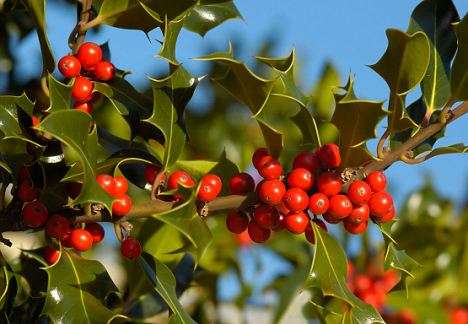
11 0 468 303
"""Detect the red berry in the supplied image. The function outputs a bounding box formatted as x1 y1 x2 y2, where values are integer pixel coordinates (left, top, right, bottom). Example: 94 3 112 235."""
235 229 252 246
226 211 249 234
70 228 93 251
323 212 341 224
43 246 60 265
258 159 283 180
247 221 271 243
93 60 115 81
17 182 39 202
304 219 327 244
73 101 93 114
58 55 81 78
365 171 387 192
121 237 142 260
254 204 279 229
348 204 370 224
252 148 271 169
61 229 73 248
72 76 94 102
258 179 286 205
197 174 222 202
144 164 160 183
96 174 116 195
287 168 314 191
317 143 341 168
354 275 373 292
229 172 255 194
85 222 105 244
368 192 393 217
381 270 399 292
31 115 40 127
317 172 342 196
112 194 132 217
283 188 309 212
22 201 48 228
347 180 372 205
293 151 321 173
201 174 222 191
284 211 310 234
167 170 195 190
19 166 32 183
373 205 395 223
343 219 368 234
76 42 102 70
45 214 71 241
328 194 353 219
113 176 128 197
308 192 330 215
450 308 468 324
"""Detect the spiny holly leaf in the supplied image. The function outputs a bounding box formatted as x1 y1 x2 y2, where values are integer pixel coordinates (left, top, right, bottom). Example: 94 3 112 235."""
145 83 185 170
384 243 420 294
451 14 468 101
93 83 129 115
105 77 152 116
47 74 72 113
37 111 114 211
0 93 34 139
208 150 239 196
184 1 242 36
63 158 121 182
42 250 124 324
310 63 341 121
139 253 196 324
158 17 185 65
25 0 55 72
389 93 418 133
408 0 459 113
331 91 386 168
176 159 218 179
425 143 468 159
307 223 384 323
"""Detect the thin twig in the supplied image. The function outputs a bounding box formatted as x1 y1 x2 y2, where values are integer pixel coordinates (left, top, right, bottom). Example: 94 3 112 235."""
71 0 93 53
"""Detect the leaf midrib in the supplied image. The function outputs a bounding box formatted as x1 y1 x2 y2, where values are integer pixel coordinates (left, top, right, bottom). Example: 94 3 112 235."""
66 253 90 323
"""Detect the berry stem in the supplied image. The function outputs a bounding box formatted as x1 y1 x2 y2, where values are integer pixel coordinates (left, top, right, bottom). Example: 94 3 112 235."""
71 0 93 53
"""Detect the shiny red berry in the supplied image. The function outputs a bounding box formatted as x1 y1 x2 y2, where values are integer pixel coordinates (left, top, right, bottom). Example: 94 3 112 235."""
365 171 387 192
258 159 283 180
73 101 92 114
287 168 314 191
72 76 94 102
284 211 310 234
229 172 255 194
247 221 271 243
271 213 286 231
348 204 370 223
343 219 368 234
450 308 468 324
328 194 353 219
43 246 60 265
70 228 93 251
317 172 342 196
144 164 161 184
85 222 105 244
113 176 128 197
368 192 393 217
308 192 330 215
112 194 132 217
198 174 222 202
93 60 115 81
45 214 71 241
293 151 321 173
283 188 309 212
167 170 195 190
121 237 142 260
317 143 341 168
226 211 249 234
96 174 116 195
258 179 286 205
373 205 395 223
58 55 81 78
322 212 342 224
348 180 372 205
17 182 39 202
22 201 48 228
235 229 252 246
252 148 271 169
76 42 102 70
254 204 279 229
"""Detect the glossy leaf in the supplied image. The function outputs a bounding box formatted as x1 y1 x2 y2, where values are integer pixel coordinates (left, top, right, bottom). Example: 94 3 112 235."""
451 14 468 101
38 111 114 211
42 250 123 324
139 253 196 324
408 0 459 113
106 77 152 115
156 16 185 65
425 143 468 159
307 223 384 322
176 159 218 179
93 83 129 115
0 94 34 139
48 74 72 113
185 1 241 36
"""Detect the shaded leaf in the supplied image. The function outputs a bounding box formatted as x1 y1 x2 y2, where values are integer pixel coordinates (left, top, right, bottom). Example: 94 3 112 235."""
425 143 468 159
93 83 129 115
106 77 152 115
0 94 34 139
451 14 468 101
185 1 241 36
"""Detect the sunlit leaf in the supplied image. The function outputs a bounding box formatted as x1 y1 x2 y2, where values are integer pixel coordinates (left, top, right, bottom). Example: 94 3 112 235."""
47 74 72 113
451 14 468 101
185 1 242 36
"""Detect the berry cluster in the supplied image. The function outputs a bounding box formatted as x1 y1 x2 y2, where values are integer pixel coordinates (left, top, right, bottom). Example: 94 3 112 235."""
225 144 395 243
96 174 132 217
58 42 115 114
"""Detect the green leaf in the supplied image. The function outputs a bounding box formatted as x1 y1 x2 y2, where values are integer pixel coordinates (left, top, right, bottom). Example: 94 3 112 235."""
37 111 115 211
63 158 121 183
105 77 152 115
42 250 123 324
93 83 129 115
25 0 55 72
139 253 196 324
157 16 185 65
0 266 10 309
408 0 459 113
425 143 468 159
384 243 420 278
0 94 34 139
208 150 239 196
175 160 218 179
184 1 242 36
47 74 72 113
451 15 468 101
310 62 341 121
307 223 384 323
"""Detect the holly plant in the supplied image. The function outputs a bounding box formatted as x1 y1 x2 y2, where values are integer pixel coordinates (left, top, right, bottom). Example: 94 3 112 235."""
0 0 467 323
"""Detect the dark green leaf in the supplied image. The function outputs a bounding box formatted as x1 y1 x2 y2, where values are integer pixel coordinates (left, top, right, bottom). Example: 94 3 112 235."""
451 15 468 101
93 82 129 115
106 77 152 115
0 94 33 139
158 17 185 65
185 1 242 36
47 74 72 113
